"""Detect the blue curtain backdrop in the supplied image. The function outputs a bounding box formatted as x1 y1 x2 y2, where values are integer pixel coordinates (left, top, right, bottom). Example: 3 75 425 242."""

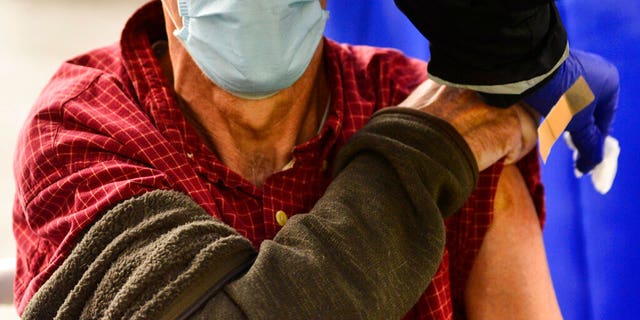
325 1 640 319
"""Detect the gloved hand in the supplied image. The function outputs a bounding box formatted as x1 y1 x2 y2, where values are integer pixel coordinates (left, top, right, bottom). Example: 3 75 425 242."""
524 49 620 192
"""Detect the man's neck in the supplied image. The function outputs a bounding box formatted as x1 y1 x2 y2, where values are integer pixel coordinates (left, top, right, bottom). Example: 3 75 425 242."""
164 41 329 187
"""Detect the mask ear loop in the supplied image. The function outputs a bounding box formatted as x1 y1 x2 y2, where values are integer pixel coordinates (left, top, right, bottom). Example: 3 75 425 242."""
160 0 181 31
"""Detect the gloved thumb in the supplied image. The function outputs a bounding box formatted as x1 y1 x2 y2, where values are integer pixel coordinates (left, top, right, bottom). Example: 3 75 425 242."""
568 123 604 173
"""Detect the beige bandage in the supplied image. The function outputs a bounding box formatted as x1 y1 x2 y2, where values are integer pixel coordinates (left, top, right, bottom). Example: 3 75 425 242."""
537 76 595 163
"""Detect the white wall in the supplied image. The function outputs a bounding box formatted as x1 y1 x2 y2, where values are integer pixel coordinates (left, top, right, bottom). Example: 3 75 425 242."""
0 0 149 317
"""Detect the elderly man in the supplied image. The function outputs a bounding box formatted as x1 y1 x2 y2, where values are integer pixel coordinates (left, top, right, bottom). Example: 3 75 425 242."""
14 0 543 319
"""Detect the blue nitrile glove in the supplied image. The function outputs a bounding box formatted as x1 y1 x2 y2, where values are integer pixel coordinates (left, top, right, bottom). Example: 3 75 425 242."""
524 49 620 192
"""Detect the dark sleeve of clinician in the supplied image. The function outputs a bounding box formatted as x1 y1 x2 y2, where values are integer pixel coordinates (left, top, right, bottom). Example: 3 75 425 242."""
21 108 478 320
394 0 568 107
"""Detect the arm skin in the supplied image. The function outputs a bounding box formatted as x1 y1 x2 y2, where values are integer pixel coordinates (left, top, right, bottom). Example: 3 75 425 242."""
22 107 478 319
465 165 562 320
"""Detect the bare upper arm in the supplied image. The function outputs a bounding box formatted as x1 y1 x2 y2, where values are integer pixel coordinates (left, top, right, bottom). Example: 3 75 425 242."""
464 165 562 320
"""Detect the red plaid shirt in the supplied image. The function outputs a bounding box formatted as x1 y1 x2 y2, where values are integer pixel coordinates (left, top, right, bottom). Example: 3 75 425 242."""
12 1 544 318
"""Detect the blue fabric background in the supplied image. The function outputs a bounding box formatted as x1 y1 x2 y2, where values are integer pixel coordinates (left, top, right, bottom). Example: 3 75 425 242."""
324 1 640 319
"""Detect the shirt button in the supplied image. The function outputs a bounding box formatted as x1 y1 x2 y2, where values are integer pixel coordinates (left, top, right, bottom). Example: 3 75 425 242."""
275 210 288 227
321 160 328 172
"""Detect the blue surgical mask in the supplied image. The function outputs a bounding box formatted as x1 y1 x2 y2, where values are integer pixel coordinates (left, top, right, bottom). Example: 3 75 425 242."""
164 0 329 100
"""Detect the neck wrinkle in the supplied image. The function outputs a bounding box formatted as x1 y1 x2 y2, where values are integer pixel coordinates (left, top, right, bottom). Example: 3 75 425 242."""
166 42 328 187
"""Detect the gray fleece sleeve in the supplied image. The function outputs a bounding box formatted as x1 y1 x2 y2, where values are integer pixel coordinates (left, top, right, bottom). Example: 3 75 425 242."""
21 107 477 320
21 190 256 320
205 107 477 319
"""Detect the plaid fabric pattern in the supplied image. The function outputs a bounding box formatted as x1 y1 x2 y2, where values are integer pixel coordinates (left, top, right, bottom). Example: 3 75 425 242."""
12 1 545 318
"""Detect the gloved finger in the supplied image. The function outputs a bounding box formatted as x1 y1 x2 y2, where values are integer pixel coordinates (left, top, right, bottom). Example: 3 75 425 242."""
563 132 583 178
592 63 619 136
568 124 605 174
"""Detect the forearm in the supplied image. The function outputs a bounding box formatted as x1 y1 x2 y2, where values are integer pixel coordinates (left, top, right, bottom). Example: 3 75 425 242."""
20 189 257 320
22 108 478 319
